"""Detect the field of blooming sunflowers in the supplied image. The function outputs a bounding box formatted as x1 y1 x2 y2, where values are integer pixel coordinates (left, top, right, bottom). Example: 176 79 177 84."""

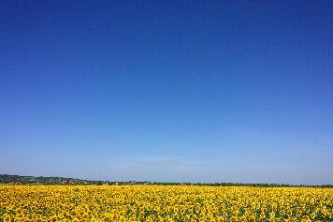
1 185 333 222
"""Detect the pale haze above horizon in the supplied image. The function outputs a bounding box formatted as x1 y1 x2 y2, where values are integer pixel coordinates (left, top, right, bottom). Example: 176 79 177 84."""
1 0 333 185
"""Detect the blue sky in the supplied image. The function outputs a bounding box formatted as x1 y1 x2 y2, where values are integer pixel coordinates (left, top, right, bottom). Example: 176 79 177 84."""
1 0 332 184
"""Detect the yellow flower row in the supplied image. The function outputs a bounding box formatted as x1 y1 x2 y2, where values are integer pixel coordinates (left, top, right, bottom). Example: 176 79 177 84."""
0 185 332 221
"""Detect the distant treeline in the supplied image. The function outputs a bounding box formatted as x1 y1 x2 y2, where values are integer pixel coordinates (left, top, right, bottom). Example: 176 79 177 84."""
1 174 332 187
0 174 90 185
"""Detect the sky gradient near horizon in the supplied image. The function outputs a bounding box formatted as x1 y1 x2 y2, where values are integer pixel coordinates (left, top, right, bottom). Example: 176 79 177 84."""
1 0 333 184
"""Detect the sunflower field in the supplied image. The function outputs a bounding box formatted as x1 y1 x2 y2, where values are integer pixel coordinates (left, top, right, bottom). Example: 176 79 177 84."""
1 185 332 222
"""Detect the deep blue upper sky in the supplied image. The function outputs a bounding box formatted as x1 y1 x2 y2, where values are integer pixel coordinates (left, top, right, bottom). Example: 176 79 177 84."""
1 0 332 184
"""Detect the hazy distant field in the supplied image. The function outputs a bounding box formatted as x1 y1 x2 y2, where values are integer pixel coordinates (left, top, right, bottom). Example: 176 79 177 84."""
1 185 332 222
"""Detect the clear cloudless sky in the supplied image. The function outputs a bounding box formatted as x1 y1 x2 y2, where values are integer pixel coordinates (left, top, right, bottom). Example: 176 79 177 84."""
1 0 332 184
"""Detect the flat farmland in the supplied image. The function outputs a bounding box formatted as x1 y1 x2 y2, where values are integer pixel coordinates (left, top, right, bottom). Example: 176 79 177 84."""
1 185 332 222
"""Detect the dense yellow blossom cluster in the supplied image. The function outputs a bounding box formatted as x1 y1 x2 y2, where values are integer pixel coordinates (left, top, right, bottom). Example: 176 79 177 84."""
0 185 332 222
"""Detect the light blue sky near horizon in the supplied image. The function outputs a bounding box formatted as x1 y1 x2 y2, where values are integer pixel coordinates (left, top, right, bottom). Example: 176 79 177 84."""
1 0 333 184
